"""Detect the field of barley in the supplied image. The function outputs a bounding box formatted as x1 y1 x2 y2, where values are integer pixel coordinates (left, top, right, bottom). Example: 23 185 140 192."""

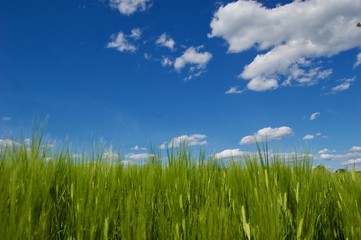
1 135 361 239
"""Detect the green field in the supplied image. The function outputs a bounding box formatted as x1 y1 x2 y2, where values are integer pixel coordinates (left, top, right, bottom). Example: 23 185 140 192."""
1 136 361 239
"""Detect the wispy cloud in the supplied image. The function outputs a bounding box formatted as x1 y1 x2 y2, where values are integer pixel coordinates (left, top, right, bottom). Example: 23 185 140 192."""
330 77 355 93
310 112 320 120
240 126 293 145
161 57 173 67
109 0 152 15
354 52 361 68
225 86 243 94
160 134 207 149
2 117 11 121
209 0 361 91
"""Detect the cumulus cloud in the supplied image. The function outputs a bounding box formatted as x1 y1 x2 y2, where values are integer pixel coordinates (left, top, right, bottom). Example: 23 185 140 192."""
246 76 278 91
310 112 320 120
156 33 175 50
209 0 361 91
240 126 293 145
160 134 207 149
303 134 314 140
354 52 361 68
214 149 249 159
174 47 212 80
107 31 138 52
225 86 243 94
350 146 361 152
330 77 355 93
109 0 152 15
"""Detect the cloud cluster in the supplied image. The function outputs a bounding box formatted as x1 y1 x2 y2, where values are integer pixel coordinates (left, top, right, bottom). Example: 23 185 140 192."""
109 0 152 15
240 126 293 145
160 134 207 149
107 28 142 52
214 148 249 159
209 0 361 91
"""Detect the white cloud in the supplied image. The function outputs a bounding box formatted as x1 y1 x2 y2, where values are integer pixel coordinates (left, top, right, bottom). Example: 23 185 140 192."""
130 28 142 40
156 33 175 50
247 76 278 92
214 149 249 159
103 148 119 160
121 160 136 167
350 146 361 152
125 153 155 160
107 32 137 52
330 77 355 93
161 57 173 67
240 126 293 145
144 53 151 60
303 134 314 140
131 145 147 151
318 148 333 154
310 112 320 120
342 159 361 166
354 52 361 68
109 0 151 15
2 117 11 121
174 47 212 79
209 0 361 91
225 86 243 94
0 139 20 148
160 134 207 149
319 152 361 165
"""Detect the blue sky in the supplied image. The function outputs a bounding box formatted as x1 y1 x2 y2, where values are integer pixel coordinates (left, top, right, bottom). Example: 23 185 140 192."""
1 0 361 168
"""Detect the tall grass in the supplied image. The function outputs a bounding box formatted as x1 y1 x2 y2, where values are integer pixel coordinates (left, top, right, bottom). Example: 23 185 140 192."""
1 136 361 239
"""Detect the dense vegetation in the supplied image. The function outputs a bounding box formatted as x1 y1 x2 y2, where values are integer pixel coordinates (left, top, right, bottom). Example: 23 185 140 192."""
1 136 361 239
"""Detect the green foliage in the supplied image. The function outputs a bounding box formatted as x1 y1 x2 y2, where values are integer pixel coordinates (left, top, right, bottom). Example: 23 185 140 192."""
1 138 361 239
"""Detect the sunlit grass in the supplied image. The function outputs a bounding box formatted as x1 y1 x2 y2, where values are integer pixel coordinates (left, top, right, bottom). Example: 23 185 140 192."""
1 135 361 239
